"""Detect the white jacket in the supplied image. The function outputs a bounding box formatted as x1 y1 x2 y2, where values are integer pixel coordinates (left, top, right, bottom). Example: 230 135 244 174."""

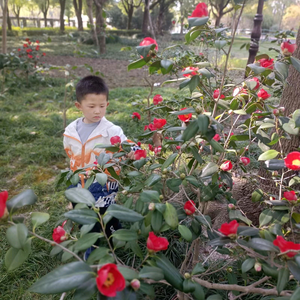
63 117 128 172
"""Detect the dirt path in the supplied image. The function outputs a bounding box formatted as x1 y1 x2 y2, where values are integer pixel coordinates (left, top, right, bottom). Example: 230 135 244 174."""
43 55 162 89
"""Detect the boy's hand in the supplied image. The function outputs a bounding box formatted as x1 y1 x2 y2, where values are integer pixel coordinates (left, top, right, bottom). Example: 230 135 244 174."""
127 151 135 160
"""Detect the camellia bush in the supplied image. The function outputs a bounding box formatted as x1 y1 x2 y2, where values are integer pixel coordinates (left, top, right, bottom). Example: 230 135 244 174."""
3 2 300 300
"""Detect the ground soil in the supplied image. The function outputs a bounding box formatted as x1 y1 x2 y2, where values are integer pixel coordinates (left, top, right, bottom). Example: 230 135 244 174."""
42 55 166 89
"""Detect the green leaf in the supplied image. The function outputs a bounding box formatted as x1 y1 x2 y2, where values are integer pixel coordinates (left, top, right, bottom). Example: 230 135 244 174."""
215 40 227 50
197 114 209 135
163 203 178 229
178 225 193 242
275 62 289 80
6 189 37 212
105 204 144 223
247 63 266 75
50 240 73 257
128 58 148 71
288 261 300 282
258 150 279 161
29 262 95 294
248 238 279 252
179 78 191 90
133 158 147 170
160 59 173 72
290 286 300 300
155 254 183 291
233 109 247 115
65 188 95 207
182 120 199 141
166 178 182 192
139 190 160 203
229 210 252 226
293 109 300 128
31 212 50 229
185 175 200 187
188 16 209 27
96 173 108 186
251 189 263 202
200 162 218 177
136 43 156 59
145 174 161 187
86 247 109 264
70 173 80 186
161 153 178 170
191 283 205 300
206 295 223 300
189 75 200 92
127 171 142 177
128 240 143 258
210 139 225 153
6 224 28 249
291 56 300 73
64 209 98 225
73 278 97 300
5 239 31 271
283 119 299 135
139 266 164 281
259 209 273 227
74 233 102 251
118 266 139 281
97 152 111 166
277 267 289 294
191 262 205 275
151 210 163 233
241 258 255 273
112 229 138 241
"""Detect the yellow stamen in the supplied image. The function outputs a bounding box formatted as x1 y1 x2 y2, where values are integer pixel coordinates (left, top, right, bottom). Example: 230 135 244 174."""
292 159 300 166
104 273 115 287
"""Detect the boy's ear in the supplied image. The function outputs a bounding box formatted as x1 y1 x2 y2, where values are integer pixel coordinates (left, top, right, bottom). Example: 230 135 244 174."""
107 102 109 107
75 102 82 110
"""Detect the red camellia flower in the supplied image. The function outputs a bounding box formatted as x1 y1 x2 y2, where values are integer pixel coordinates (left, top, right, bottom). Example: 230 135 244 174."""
134 149 147 160
26 48 32 53
258 58 274 69
139 37 158 51
17 48 21 52
220 160 233 171
110 136 121 145
131 112 141 120
36 45 40 51
148 123 156 131
283 191 297 202
42 52 46 56
189 2 208 18
36 40 40 44
233 87 248 96
257 88 271 100
96 263 126 297
23 43 28 48
153 94 163 105
0 191 8 218
184 200 196 215
176 145 181 150
284 152 300 170
137 142 141 147
153 118 167 129
213 134 221 142
182 66 199 77
273 236 300 258
178 108 192 122
148 144 154 151
219 220 239 237
28 54 33 59
52 226 67 243
25 38 30 42
154 146 162 154
240 157 250 166
147 232 169 252
213 89 225 99
281 41 296 56
247 77 260 90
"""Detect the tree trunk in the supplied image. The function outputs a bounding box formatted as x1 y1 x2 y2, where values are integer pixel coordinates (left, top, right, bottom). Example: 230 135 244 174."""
156 0 165 35
258 27 300 192
142 0 149 35
215 13 223 27
87 0 99 49
59 0 66 31
43 12 47 27
94 0 106 54
127 6 133 30
2 0 7 53
73 0 84 31
7 7 12 30
16 15 20 27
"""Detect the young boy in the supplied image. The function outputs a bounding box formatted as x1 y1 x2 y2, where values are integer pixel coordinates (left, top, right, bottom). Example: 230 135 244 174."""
63 75 136 258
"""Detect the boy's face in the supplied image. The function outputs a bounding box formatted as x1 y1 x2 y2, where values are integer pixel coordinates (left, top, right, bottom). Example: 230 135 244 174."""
75 93 109 124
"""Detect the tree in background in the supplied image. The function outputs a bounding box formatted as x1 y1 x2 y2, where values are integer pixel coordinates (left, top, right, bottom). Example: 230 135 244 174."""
73 0 83 30
94 0 107 53
59 0 66 31
65 0 75 26
282 3 300 30
34 0 50 27
177 0 197 34
120 0 142 29
10 0 26 27
107 5 128 29
271 0 294 31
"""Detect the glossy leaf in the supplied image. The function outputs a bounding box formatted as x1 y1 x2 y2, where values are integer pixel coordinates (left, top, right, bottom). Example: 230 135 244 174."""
178 225 193 242
6 189 37 212
74 233 102 251
258 150 279 161
64 209 98 225
31 212 50 229
65 188 95 207
6 223 28 249
112 229 138 241
163 203 178 229
277 267 289 294
96 173 108 186
139 190 160 203
105 204 144 223
241 258 255 273
139 266 164 281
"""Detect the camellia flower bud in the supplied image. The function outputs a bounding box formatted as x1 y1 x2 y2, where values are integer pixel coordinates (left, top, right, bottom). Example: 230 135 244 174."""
148 203 155 211
254 262 262 272
220 160 233 171
273 109 279 116
184 273 191 279
130 279 140 291
228 203 236 210
279 107 285 113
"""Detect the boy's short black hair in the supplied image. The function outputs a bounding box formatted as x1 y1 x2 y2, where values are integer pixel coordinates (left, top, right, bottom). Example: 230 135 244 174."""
76 75 109 103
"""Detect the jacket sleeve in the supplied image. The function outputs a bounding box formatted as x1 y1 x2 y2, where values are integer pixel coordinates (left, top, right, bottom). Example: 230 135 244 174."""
63 135 72 159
